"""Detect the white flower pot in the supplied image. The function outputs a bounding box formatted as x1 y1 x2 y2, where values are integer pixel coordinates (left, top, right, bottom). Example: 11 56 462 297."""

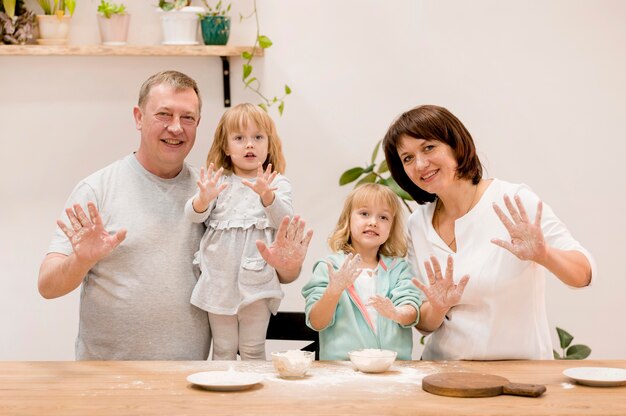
158 7 204 45
36 15 71 45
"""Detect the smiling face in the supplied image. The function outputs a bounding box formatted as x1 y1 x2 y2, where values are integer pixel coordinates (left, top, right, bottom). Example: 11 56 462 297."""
133 83 200 179
349 199 394 256
397 135 458 196
225 121 269 178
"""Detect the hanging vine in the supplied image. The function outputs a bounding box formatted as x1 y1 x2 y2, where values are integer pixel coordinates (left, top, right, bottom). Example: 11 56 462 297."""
239 0 291 115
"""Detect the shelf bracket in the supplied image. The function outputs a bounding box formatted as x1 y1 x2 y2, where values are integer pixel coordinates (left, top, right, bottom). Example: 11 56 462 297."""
220 56 231 107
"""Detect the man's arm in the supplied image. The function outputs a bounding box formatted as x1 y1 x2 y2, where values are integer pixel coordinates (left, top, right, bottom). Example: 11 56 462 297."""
256 215 313 284
39 252 95 299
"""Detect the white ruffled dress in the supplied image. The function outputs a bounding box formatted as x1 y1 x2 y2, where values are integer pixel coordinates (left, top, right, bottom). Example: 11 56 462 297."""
184 173 293 315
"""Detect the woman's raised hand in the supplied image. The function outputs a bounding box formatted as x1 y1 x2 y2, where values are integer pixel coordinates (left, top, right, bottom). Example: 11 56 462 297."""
196 163 227 208
326 253 362 295
412 255 469 313
242 163 278 203
491 194 547 263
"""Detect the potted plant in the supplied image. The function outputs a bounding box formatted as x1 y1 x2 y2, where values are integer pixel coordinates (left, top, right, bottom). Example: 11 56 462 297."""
199 0 230 45
96 0 129 45
157 0 204 45
35 0 76 45
0 0 36 44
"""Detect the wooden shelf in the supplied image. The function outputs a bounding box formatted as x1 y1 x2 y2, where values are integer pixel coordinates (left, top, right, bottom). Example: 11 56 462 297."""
0 44 264 107
0 44 263 57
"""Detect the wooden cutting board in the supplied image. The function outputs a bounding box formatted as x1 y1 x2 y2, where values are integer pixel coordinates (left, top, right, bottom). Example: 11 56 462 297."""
422 372 547 398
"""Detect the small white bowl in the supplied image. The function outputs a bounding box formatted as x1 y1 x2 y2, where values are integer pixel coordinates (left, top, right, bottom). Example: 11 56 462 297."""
271 350 315 378
348 349 397 373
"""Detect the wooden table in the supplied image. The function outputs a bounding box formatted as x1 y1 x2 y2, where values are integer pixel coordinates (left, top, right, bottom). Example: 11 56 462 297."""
1 360 624 415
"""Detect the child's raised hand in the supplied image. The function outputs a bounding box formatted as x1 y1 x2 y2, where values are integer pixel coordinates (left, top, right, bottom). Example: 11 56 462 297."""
194 163 227 212
242 163 278 206
412 255 469 314
326 253 361 295
368 295 401 322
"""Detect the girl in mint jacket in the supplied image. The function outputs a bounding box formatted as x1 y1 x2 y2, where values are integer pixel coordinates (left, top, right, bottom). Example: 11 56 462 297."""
302 183 422 360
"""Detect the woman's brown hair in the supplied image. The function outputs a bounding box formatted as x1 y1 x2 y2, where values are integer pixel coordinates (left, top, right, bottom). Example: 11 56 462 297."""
383 105 482 204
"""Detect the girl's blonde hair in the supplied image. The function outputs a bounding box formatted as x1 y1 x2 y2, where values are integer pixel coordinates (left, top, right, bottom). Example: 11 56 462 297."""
206 103 286 173
328 183 407 257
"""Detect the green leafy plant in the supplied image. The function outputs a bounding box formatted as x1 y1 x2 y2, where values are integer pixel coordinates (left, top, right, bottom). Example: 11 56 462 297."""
158 0 189 12
339 139 414 212
239 0 291 115
553 327 591 360
36 0 76 16
200 0 229 17
97 0 125 18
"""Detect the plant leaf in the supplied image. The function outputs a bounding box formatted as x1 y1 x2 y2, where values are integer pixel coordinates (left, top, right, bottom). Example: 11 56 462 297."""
284 85 291 95
380 177 413 201
553 349 561 359
241 51 252 60
258 103 268 112
370 139 381 164
356 173 377 186
242 64 252 79
339 167 365 186
3 0 16 18
565 344 591 360
377 159 389 174
556 327 574 349
278 101 284 116
362 163 375 174
244 77 257 87
258 35 272 49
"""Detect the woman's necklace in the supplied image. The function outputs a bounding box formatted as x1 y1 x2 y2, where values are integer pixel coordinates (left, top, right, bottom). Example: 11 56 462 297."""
434 184 479 249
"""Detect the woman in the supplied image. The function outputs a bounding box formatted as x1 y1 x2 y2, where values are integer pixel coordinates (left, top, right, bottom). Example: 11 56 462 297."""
383 105 595 360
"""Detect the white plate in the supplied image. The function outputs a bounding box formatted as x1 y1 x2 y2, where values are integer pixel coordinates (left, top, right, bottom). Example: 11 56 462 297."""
187 371 264 391
563 367 626 387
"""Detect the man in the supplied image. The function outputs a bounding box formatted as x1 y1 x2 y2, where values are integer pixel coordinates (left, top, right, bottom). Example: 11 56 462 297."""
38 71 312 360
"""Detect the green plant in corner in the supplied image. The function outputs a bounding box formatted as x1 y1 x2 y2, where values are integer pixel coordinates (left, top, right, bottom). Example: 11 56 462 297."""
339 139 414 212
97 0 125 18
239 0 291 115
36 0 76 16
553 327 591 359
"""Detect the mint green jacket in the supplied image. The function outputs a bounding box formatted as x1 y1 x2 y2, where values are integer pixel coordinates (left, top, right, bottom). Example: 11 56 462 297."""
302 253 422 360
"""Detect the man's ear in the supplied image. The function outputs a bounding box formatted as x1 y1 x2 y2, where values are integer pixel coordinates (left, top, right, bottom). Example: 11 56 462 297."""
133 106 143 131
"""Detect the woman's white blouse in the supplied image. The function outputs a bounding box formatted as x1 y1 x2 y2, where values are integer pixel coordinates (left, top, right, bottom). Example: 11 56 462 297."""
408 179 596 360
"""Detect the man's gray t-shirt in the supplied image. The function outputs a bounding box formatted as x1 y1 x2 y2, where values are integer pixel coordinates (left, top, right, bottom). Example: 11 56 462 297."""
48 154 210 360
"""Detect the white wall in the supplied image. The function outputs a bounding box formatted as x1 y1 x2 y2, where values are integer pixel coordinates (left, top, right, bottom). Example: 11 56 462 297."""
1 0 624 360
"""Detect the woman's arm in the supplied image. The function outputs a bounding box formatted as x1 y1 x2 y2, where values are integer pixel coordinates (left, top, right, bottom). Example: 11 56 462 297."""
536 247 591 287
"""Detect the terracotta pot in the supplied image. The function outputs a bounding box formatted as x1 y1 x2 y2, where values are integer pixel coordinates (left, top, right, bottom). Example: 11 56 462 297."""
97 14 130 45
36 14 71 45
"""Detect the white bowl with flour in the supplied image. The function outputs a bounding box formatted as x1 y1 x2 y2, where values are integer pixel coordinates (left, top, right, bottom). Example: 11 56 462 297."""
348 349 397 373
271 350 315 378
